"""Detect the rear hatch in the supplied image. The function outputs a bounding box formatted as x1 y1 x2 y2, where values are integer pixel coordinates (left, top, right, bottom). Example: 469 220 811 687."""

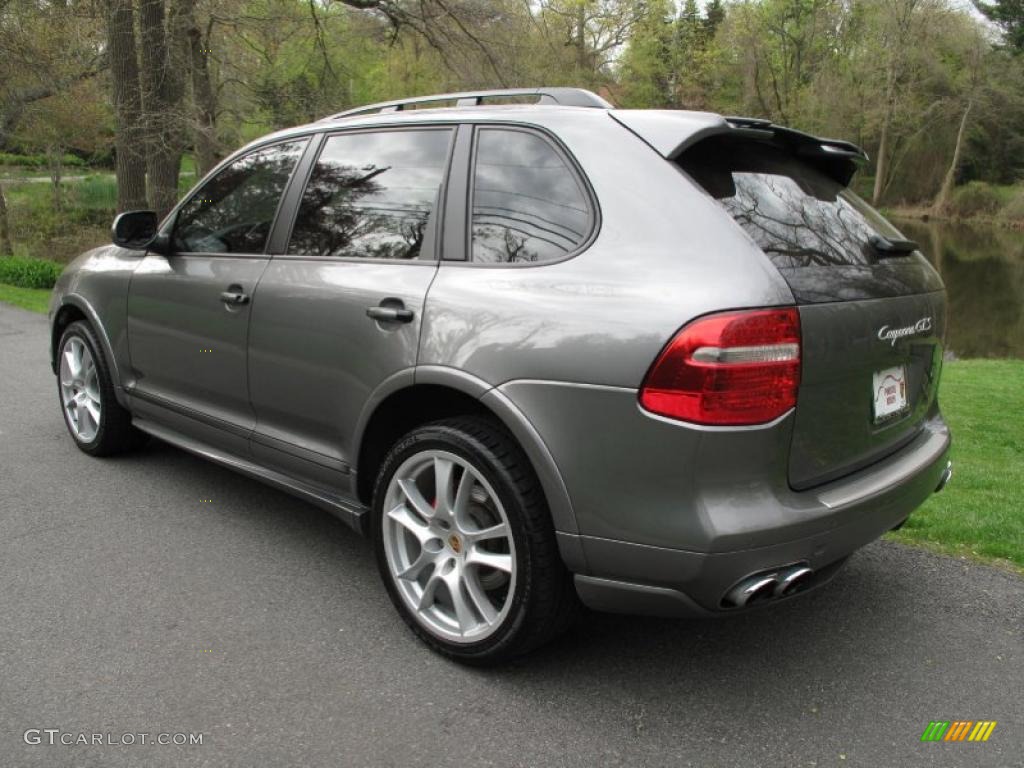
680 132 945 489
613 111 946 489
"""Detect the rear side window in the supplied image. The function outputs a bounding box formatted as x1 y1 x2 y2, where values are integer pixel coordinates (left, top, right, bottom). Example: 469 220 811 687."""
679 137 901 269
471 128 590 264
288 129 453 259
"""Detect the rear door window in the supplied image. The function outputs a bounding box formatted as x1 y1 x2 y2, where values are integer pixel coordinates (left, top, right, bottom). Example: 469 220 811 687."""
678 137 942 302
470 128 591 264
287 128 453 259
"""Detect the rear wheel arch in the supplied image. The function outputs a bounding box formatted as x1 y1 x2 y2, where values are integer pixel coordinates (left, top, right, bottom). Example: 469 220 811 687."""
354 375 582 543
355 384 494 508
371 415 580 663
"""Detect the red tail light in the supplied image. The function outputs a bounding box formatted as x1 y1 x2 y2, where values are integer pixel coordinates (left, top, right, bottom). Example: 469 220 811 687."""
639 308 801 426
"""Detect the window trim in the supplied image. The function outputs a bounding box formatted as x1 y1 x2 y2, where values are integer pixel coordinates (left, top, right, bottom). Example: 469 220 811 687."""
273 125 459 264
441 124 473 263
450 123 600 268
265 133 325 255
165 135 313 258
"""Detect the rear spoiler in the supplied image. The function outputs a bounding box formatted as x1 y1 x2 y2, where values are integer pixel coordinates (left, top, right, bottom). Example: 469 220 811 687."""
610 110 869 187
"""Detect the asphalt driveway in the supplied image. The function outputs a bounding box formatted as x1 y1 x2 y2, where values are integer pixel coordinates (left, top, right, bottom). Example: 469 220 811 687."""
1 302 1021 767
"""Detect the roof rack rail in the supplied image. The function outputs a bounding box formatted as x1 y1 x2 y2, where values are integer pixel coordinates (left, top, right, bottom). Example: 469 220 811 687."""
323 87 613 120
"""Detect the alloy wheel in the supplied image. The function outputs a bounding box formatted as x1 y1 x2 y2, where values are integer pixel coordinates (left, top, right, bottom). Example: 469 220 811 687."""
382 449 516 643
59 336 101 442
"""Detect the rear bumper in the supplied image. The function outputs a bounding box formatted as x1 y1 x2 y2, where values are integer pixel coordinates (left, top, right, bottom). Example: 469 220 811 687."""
562 417 950 616
499 379 950 617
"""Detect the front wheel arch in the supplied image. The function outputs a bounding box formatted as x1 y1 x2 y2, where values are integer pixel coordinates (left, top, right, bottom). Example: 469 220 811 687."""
55 320 145 456
51 297 131 410
51 303 87 374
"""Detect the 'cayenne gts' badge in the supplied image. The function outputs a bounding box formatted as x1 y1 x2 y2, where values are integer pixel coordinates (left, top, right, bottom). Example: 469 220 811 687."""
877 317 933 346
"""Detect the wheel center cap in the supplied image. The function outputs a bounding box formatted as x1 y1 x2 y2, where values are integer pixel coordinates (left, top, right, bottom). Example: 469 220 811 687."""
448 534 462 554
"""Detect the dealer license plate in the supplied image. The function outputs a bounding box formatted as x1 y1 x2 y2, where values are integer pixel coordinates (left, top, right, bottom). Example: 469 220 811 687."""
872 365 908 422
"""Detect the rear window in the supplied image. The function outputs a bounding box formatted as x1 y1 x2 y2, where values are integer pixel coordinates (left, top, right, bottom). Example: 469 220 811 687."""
678 136 942 302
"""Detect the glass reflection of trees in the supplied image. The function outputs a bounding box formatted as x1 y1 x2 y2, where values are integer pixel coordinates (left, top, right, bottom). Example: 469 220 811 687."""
682 139 905 269
288 129 453 259
173 140 307 254
471 129 590 264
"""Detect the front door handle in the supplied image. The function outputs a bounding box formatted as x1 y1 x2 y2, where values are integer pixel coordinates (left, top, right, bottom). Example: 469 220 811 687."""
366 305 414 323
220 290 250 306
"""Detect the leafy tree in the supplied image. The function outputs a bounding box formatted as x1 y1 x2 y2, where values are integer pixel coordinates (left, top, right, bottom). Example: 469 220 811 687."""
704 0 725 33
14 81 110 211
975 0 1024 52
718 0 847 124
616 0 677 107
617 0 722 108
961 49 1024 183
3 0 1022 216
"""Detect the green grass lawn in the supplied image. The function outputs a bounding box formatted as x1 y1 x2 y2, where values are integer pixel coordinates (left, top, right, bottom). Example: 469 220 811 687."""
887 358 1024 573
0 285 1020 572
0 283 51 313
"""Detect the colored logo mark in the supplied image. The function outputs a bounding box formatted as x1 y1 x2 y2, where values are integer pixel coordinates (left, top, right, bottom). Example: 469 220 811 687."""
921 721 997 742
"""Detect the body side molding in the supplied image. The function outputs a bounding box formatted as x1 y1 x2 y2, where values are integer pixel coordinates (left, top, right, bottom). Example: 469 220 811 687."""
133 417 368 532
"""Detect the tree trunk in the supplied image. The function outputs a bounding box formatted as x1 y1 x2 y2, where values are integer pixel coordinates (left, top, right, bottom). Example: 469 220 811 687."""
107 0 148 212
186 14 219 177
933 99 972 215
140 0 190 219
575 3 589 79
928 220 943 280
0 183 13 256
872 124 890 206
872 62 898 206
48 147 63 212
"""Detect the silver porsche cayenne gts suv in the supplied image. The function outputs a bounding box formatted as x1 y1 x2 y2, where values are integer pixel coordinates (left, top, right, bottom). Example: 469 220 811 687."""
49 87 953 663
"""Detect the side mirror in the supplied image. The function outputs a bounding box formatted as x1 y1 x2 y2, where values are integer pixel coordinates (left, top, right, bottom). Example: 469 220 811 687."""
111 210 168 253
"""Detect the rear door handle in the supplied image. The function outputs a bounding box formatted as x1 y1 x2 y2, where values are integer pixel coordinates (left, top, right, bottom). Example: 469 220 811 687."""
366 305 414 323
220 290 250 305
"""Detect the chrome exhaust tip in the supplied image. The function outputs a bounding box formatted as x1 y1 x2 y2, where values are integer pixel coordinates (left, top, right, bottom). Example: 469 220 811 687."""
774 565 813 597
722 563 815 608
724 575 778 608
935 460 953 493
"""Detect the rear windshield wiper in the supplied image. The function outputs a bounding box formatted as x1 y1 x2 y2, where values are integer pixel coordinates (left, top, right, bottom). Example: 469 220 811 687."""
869 234 919 257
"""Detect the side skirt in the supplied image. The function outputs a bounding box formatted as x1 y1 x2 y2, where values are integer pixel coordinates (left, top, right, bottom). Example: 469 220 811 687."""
132 417 369 534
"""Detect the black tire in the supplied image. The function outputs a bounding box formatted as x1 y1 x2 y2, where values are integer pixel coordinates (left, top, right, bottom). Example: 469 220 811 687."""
56 320 145 456
372 416 578 664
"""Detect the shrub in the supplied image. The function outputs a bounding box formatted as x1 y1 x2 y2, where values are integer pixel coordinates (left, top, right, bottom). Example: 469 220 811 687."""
949 181 1002 218
0 255 65 289
0 152 44 168
0 152 85 169
999 187 1024 223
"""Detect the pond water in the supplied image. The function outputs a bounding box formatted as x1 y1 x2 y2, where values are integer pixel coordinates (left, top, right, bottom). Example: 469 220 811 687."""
893 219 1024 360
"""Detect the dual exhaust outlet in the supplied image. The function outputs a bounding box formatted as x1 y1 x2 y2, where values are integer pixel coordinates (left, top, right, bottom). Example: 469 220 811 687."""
721 460 952 610
722 563 814 609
